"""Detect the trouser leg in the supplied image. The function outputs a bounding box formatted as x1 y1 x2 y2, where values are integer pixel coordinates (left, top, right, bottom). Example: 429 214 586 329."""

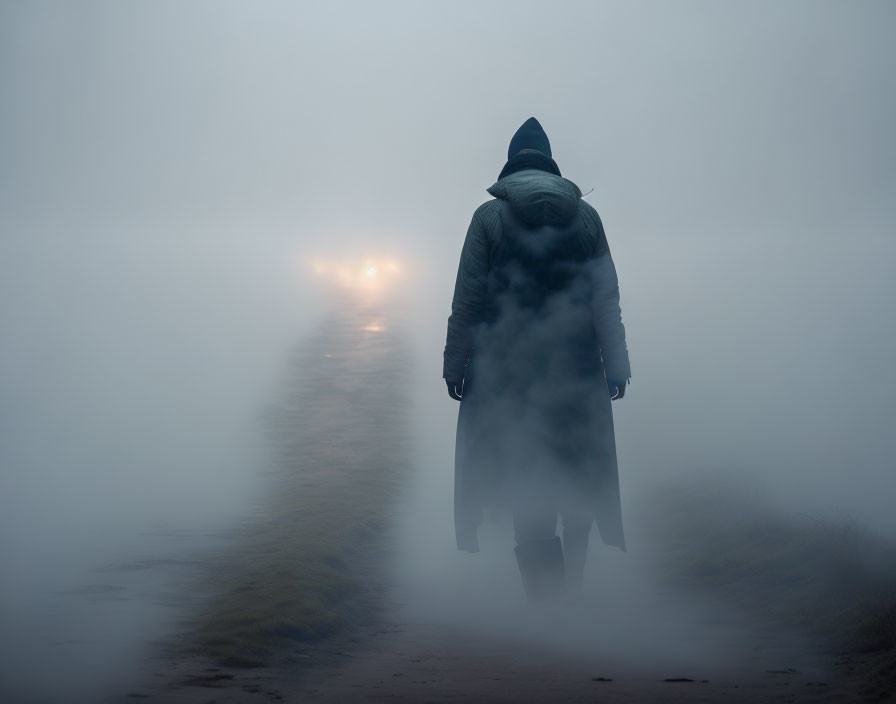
511 487 565 601
560 509 593 591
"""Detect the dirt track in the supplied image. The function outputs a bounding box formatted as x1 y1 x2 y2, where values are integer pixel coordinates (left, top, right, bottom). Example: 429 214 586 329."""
129 598 870 703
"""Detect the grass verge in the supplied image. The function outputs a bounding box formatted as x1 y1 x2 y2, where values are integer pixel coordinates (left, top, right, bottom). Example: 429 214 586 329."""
643 481 896 695
179 307 411 668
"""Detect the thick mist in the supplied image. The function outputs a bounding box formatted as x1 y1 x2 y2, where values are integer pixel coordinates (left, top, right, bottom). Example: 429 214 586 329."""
1 0 895 699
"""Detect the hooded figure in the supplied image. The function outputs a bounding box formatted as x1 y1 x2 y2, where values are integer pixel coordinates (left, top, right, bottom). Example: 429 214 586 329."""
443 118 631 599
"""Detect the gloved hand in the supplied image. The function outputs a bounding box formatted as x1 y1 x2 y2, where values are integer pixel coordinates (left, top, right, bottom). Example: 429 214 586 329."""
607 378 626 400
446 379 464 401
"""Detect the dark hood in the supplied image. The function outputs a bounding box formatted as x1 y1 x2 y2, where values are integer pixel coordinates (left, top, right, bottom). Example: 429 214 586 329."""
507 117 552 159
487 169 582 227
499 117 559 180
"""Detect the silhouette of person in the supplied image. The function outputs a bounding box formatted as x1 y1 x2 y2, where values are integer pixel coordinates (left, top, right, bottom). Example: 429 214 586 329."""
444 117 631 600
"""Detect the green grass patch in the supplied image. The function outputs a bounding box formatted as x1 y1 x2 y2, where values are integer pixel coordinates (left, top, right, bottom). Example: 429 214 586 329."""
180 309 412 668
642 481 896 689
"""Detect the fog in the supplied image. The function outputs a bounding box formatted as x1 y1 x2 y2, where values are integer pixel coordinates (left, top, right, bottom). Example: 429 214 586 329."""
1 1 895 700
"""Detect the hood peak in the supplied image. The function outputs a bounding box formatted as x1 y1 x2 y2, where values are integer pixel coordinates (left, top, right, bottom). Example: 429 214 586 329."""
508 117 552 159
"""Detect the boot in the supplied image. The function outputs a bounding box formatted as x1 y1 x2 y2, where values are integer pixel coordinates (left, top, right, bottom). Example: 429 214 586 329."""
514 536 566 601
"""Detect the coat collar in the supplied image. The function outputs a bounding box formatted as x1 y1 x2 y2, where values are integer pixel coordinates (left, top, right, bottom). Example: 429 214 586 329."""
497 149 561 181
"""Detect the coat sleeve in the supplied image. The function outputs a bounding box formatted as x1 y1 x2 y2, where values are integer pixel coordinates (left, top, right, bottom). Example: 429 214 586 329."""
581 203 632 384
443 204 494 381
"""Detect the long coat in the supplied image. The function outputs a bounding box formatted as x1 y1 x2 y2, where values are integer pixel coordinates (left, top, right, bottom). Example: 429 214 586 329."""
443 169 631 553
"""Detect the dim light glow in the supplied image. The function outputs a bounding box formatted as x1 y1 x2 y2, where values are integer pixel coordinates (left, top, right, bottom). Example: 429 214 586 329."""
307 256 403 295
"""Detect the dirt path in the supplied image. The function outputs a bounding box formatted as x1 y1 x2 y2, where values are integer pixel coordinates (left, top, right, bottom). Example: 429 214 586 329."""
297 622 851 703
129 537 870 704
127 601 866 703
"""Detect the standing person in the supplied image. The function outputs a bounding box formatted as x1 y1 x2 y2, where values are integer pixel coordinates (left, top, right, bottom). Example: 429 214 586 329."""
443 117 631 600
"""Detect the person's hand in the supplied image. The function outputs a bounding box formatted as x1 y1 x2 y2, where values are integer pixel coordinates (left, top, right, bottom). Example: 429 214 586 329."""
446 379 464 401
607 378 626 400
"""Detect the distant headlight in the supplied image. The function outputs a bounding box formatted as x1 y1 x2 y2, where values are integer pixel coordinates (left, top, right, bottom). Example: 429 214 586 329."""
308 256 402 294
